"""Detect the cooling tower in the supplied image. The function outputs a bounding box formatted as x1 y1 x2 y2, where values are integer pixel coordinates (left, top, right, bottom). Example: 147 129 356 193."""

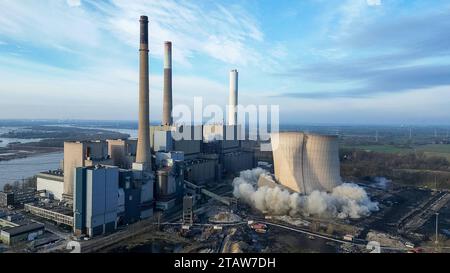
303 134 342 192
271 132 341 194
228 69 238 126
162 41 173 126
135 15 151 170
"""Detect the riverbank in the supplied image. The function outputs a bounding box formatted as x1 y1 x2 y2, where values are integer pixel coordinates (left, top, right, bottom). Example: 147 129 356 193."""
0 144 62 162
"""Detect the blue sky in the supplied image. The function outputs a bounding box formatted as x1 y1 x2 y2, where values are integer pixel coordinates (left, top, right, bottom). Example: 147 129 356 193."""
0 0 450 125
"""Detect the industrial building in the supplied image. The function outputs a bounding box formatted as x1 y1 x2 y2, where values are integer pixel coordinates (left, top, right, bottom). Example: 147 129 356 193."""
73 165 119 237
117 170 140 224
24 203 74 226
270 132 342 194
184 156 218 184
3 13 444 255
0 190 41 208
107 139 137 169
63 140 111 199
151 125 203 159
0 192 13 207
31 15 260 240
0 222 44 246
154 151 185 210
68 16 155 238
203 125 241 151
36 170 64 200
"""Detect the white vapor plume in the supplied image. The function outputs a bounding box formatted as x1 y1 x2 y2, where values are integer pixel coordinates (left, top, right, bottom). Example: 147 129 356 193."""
233 168 379 219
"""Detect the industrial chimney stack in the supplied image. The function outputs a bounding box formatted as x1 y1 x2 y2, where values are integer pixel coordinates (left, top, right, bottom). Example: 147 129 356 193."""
228 69 238 126
162 41 173 125
135 15 151 170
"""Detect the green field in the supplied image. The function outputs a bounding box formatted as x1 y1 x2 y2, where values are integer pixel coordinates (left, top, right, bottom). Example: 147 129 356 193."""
416 144 450 161
341 144 412 154
343 144 450 161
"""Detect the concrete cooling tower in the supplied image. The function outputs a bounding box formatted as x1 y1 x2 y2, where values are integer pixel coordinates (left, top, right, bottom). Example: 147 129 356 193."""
271 132 341 194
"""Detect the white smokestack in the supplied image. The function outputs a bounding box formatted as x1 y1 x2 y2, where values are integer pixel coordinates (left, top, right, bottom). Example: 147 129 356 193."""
228 69 238 126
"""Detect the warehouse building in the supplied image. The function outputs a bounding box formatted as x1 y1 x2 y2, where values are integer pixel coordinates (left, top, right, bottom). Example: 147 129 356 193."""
0 223 44 246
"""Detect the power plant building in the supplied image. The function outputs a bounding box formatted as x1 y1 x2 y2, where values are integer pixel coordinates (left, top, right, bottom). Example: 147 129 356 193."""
184 156 218 184
73 165 119 237
271 132 341 194
63 140 110 199
203 124 241 151
37 170 64 200
202 125 254 175
107 139 137 169
31 15 264 240
222 151 254 175
117 170 141 224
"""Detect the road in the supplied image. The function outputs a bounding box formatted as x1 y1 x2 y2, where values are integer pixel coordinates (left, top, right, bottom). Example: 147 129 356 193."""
398 191 450 233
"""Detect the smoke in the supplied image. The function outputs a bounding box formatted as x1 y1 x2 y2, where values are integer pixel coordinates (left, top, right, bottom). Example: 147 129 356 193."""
232 168 379 219
372 177 391 190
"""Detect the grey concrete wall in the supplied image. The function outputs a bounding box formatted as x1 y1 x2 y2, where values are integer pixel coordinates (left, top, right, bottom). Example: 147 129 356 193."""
64 142 85 196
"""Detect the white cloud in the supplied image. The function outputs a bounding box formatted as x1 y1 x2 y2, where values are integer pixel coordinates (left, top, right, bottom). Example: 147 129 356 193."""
66 0 81 7
0 0 101 50
106 0 266 67
367 0 381 6
320 0 382 42
0 53 228 120
271 85 450 124
0 0 260 120
271 42 288 59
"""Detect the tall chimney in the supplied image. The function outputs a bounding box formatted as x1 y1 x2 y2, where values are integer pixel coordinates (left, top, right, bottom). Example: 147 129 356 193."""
135 15 151 169
228 69 238 126
162 41 173 125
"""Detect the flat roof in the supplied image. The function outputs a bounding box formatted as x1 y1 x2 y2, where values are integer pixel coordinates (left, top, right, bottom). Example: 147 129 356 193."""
37 172 64 181
2 223 44 237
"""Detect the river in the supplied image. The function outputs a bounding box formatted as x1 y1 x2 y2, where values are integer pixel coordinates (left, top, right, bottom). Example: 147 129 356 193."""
0 126 43 148
44 125 138 139
0 152 63 190
0 125 137 190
